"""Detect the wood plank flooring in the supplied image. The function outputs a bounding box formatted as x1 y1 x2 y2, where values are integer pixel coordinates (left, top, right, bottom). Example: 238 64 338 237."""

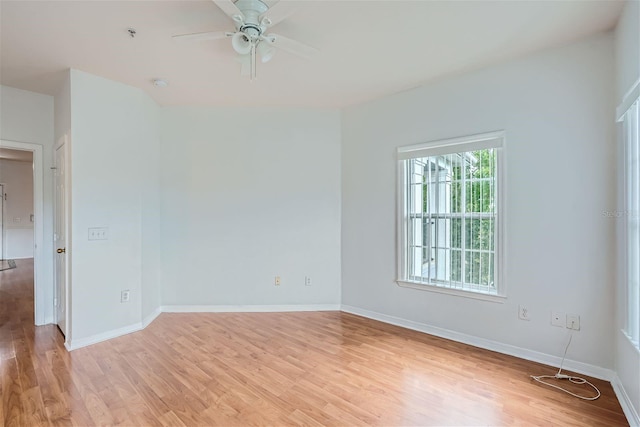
1 259 629 426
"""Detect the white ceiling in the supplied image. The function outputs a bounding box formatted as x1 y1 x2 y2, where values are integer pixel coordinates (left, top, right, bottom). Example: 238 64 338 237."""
0 0 624 108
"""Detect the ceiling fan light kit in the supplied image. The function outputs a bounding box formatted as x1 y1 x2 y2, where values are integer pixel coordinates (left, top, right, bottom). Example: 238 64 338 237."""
256 42 274 63
173 0 318 81
231 32 253 55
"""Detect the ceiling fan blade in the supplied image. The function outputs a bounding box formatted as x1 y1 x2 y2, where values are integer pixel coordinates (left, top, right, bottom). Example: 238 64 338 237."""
265 34 318 59
172 31 233 42
259 1 298 27
213 0 245 22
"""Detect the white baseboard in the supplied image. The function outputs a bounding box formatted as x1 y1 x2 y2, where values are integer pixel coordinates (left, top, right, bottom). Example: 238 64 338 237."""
142 306 162 328
65 304 340 351
66 322 143 351
41 315 55 326
60 303 613 382
161 304 341 313
346 302 640 426
58 302 637 425
611 374 640 426
340 304 613 381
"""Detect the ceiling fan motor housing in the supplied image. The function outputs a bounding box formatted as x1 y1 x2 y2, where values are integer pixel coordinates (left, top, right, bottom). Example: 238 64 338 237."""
234 0 269 37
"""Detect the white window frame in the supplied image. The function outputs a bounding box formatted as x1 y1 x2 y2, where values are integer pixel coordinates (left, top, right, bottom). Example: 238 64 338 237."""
396 131 506 302
618 80 640 349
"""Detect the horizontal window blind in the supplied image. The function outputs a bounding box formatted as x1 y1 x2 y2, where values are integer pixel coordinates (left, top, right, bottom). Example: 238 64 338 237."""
398 131 504 297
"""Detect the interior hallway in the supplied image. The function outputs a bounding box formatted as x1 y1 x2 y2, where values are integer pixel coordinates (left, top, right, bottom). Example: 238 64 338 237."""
0 259 629 426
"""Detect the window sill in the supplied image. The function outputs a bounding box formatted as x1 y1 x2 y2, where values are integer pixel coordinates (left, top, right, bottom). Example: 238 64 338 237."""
621 330 640 355
396 280 506 303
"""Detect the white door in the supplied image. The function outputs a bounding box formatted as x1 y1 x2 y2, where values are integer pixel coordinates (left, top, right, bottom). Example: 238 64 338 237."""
0 184 4 260
54 142 67 336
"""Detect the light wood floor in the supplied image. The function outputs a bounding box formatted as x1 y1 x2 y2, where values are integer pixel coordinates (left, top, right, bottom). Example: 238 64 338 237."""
1 259 629 426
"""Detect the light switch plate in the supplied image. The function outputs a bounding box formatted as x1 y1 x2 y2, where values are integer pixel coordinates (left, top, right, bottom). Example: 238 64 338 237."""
88 227 108 240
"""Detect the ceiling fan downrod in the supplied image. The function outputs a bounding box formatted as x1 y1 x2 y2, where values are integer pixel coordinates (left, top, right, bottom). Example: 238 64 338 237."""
233 0 268 32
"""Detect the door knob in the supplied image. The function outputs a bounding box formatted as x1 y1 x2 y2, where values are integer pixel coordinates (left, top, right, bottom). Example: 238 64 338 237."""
56 248 66 254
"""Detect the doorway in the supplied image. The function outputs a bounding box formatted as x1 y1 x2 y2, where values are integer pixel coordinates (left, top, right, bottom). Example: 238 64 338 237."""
0 150 34 262
0 140 46 325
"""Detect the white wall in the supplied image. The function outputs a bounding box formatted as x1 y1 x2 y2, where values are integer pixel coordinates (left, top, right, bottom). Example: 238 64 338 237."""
615 0 640 106
160 107 341 307
68 70 161 343
0 85 55 323
0 159 34 258
55 71 71 143
342 34 616 369
615 0 640 421
141 111 161 323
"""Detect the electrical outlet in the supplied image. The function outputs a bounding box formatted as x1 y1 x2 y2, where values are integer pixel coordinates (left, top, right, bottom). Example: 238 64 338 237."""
121 290 130 303
518 305 530 321
275 276 281 286
551 311 565 327
566 314 580 330
305 276 312 286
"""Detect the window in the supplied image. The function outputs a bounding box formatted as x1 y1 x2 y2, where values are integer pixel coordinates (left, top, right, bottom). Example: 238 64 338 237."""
621 96 640 347
397 132 505 299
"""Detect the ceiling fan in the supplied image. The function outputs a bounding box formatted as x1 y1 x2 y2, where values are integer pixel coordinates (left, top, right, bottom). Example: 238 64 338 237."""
173 0 318 80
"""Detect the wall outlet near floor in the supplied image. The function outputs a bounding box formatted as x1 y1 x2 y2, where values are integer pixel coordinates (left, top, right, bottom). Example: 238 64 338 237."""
305 276 312 286
518 305 530 321
274 276 281 286
566 314 580 330
551 311 565 327
121 290 130 303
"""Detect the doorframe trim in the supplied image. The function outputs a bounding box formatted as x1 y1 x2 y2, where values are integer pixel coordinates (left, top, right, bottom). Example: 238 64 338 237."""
54 135 70 340
0 183 5 260
0 139 45 325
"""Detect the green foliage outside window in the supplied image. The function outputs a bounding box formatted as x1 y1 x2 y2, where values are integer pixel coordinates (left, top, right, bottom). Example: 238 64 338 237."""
421 149 496 287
